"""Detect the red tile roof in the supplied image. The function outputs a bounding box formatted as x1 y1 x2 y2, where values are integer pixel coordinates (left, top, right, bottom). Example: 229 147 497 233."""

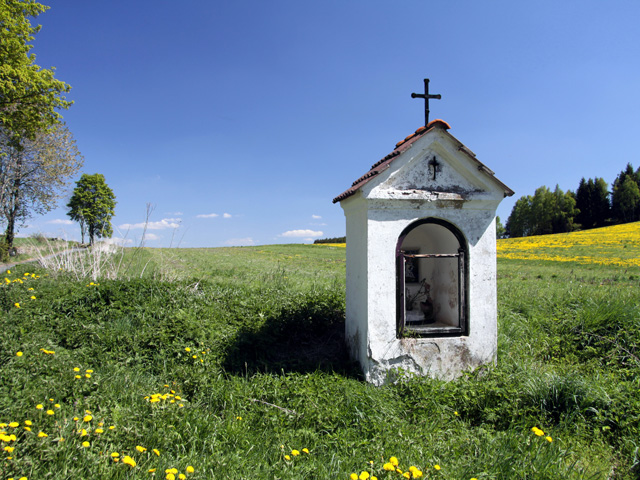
332 119 513 204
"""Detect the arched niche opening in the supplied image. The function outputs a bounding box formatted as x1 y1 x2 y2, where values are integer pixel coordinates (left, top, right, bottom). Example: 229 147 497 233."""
396 218 468 337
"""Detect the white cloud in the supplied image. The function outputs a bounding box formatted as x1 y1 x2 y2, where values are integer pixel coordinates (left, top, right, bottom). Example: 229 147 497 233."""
47 219 74 225
196 213 219 219
312 214 322 219
280 229 323 238
225 237 255 246
166 211 183 216
223 213 232 219
143 233 160 241
119 218 181 230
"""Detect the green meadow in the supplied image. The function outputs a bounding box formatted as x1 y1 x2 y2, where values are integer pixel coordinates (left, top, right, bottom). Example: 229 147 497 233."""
1 231 639 479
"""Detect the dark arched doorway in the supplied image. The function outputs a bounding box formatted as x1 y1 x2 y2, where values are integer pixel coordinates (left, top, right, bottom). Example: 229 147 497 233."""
396 218 468 337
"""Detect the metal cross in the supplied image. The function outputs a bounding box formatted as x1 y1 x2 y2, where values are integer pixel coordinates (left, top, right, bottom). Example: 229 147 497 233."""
411 78 441 127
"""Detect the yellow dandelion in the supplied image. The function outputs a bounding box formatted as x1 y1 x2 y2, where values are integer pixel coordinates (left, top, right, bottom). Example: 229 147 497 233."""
350 474 358 480
434 465 441 471
123 455 136 467
111 452 120 457
546 436 553 442
24 426 32 431
360 472 370 480
46 410 54 416
9 421 19 428
54 404 61 408
85 373 91 378
185 347 191 352
4 446 15 453
82 441 90 447
166 474 176 480
383 463 395 471
83 415 92 422
73 367 80 372
390 457 399 467
302 448 310 454
291 449 300 456
16 351 23 357
136 445 147 453
186 466 194 473
153 448 160 456
109 425 116 430
94 428 104 434
30 296 36 300
149 469 157 473
179 475 186 480
403 473 411 479
38 431 48 437
86 369 93 373
285 455 291 461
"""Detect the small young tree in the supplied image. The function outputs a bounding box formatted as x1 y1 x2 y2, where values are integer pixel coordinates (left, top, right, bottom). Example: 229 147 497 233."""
67 173 116 245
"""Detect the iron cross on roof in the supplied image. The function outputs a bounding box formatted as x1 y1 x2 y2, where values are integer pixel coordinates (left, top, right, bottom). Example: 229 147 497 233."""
411 78 441 127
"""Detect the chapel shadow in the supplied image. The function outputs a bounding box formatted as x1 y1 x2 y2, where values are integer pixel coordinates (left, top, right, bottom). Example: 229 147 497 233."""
221 302 361 379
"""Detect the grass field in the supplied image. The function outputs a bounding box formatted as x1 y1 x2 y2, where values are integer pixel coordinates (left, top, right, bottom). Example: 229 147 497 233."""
1 225 640 479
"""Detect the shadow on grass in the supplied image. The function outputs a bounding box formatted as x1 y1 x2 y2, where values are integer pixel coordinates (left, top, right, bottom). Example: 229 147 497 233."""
221 295 362 379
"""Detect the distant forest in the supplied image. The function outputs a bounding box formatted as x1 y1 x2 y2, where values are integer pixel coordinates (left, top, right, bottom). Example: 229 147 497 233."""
314 236 346 244
503 162 640 238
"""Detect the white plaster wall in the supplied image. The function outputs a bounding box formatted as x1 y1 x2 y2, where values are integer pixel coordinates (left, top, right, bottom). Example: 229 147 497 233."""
361 203 499 385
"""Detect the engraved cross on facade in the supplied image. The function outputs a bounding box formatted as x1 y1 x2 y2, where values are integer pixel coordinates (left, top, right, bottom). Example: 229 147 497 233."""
411 78 441 127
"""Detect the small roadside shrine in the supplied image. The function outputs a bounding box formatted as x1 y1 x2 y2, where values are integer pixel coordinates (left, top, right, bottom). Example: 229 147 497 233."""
333 80 514 384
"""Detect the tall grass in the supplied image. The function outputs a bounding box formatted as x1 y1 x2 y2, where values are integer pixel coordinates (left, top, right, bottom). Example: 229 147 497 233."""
1 230 639 478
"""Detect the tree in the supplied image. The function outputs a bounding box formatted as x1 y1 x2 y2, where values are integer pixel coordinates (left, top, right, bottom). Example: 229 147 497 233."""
0 0 72 144
67 174 116 245
576 177 610 229
612 163 640 223
505 185 578 238
0 123 83 249
495 216 506 239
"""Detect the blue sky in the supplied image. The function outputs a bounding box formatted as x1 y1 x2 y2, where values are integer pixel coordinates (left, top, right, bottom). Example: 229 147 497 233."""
20 0 640 247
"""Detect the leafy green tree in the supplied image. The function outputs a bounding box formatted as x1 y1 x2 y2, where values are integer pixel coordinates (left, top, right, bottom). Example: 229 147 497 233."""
0 124 83 249
612 163 640 223
0 0 72 144
67 173 116 245
506 185 578 238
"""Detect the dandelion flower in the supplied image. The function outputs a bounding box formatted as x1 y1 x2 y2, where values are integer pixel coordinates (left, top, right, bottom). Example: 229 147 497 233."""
83 415 92 422
14 303 20 308
4 446 15 453
38 431 48 437
46 410 54 416
179 475 186 480
9 422 19 428
149 469 157 473
80 429 88 436
284 455 291 461
16 351 23 357
291 449 300 456
73 367 80 372
383 463 395 471
85 373 91 378
54 404 60 408
24 420 32 426
185 347 191 352
302 448 310 454
82 441 90 448
434 465 441 471
86 369 93 373
109 425 116 430
123 455 136 467
75 375 81 379
403 473 411 479
136 445 147 453
350 474 358 480
186 466 194 473
111 452 120 457
390 457 399 467
153 448 160 456
94 428 104 434
166 474 175 480
359 472 370 480
546 436 553 442
30 296 36 300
